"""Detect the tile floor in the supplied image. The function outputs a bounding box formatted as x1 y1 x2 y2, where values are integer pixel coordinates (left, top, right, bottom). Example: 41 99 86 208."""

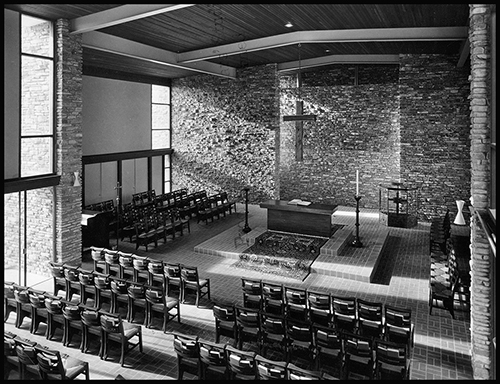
4 203 473 380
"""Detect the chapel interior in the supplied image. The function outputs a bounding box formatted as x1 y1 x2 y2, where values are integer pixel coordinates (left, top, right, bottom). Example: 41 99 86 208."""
3 4 496 381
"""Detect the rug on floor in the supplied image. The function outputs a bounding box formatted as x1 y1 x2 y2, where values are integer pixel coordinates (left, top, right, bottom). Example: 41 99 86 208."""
231 225 344 281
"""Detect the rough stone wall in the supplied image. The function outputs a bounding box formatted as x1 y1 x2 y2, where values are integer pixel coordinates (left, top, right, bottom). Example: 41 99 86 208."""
279 65 401 207
54 19 83 268
468 4 493 380
399 54 471 220
171 64 280 203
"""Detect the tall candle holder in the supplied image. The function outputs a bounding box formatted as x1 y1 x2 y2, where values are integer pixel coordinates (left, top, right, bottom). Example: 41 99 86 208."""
242 187 252 233
351 195 363 248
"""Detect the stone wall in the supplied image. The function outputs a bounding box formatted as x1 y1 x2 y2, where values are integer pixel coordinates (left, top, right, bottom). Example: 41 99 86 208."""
171 64 280 203
468 4 493 380
399 54 471 220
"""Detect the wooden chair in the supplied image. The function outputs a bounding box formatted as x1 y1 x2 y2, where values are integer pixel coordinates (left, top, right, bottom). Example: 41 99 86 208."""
172 332 200 380
356 298 384 339
132 255 150 284
384 304 414 355
127 282 148 325
80 305 103 356
103 249 120 277
147 259 165 288
145 284 180 331
198 339 228 380
78 269 96 306
241 277 263 310
286 362 324 380
134 218 157 251
212 302 238 347
35 344 90 379
44 295 65 341
260 311 288 360
4 281 18 323
13 336 39 380
235 305 262 353
312 322 344 378
220 191 237 214
64 265 82 301
343 332 375 380
117 251 135 280
285 318 315 365
255 354 288 380
61 299 84 349
180 265 210 307
262 282 285 315
110 277 130 317
170 207 191 236
13 285 32 330
93 272 112 311
332 295 358 334
284 286 308 322
48 262 67 297
164 262 182 298
225 345 258 380
90 246 106 274
28 288 49 336
4 331 19 379
374 338 411 380
99 312 143 367
306 290 333 327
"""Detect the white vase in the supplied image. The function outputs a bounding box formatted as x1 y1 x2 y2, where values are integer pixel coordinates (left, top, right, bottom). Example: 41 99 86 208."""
454 200 466 225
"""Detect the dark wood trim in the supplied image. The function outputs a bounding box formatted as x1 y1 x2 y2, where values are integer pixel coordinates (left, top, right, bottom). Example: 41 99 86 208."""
82 149 173 165
4 174 61 193
83 65 172 86
283 115 317 122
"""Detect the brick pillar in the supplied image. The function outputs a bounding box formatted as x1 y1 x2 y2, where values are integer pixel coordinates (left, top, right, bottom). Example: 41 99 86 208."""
468 4 493 380
54 19 83 265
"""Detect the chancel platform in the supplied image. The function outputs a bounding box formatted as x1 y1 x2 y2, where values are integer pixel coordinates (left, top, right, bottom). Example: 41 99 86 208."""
194 205 390 283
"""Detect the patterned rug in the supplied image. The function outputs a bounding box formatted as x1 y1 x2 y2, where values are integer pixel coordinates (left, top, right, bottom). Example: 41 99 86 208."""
232 225 344 281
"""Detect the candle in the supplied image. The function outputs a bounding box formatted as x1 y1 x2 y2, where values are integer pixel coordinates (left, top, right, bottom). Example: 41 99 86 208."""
356 170 359 196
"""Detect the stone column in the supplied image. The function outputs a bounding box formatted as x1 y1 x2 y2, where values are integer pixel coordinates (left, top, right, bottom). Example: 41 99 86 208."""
468 4 493 380
54 19 83 265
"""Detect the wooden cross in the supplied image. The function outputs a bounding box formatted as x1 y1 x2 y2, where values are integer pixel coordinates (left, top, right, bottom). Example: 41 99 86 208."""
283 72 316 161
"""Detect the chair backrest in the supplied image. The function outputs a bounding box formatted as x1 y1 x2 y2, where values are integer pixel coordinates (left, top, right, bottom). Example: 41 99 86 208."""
262 282 284 300
64 266 80 282
313 323 343 351
287 362 323 380
307 291 331 310
375 339 408 367
213 303 236 322
128 283 146 299
15 338 38 367
241 278 262 295
48 262 65 278
78 270 94 286
111 278 129 295
14 286 30 304
333 296 357 316
198 339 227 367
286 319 313 344
35 345 65 377
118 252 134 268
164 263 181 278
261 312 286 335
80 306 100 327
344 332 373 359
255 355 287 380
133 256 149 271
357 298 383 322
181 265 199 283
145 286 164 305
285 287 307 306
104 249 119 265
225 345 257 377
94 273 111 290
44 296 63 314
100 312 123 334
148 260 164 275
62 301 82 321
90 247 105 261
28 289 47 308
172 332 199 359
384 304 412 328
235 306 261 329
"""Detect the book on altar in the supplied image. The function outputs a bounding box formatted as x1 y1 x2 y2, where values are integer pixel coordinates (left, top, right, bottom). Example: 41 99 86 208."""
288 199 312 206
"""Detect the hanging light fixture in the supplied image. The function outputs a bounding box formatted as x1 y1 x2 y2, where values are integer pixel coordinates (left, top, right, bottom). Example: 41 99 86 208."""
283 43 317 122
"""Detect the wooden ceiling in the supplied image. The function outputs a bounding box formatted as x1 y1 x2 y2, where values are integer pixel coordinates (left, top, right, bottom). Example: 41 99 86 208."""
5 4 470 81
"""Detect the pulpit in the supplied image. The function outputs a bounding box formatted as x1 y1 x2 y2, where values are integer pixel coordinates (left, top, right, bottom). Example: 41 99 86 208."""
81 209 110 249
379 182 418 228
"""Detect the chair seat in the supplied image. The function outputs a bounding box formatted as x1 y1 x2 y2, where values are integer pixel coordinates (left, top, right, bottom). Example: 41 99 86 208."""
185 279 209 288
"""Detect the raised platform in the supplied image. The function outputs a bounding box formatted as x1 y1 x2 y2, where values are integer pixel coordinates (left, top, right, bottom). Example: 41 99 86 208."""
194 206 390 283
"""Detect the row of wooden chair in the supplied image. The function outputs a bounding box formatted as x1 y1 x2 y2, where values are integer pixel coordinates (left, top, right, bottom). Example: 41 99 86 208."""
429 209 451 254
4 331 90 380
428 238 469 319
89 247 211 307
173 329 410 380
195 192 238 224
239 278 415 352
5 281 145 367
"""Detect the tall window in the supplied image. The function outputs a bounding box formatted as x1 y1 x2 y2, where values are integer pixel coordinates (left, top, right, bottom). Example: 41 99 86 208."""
21 15 55 177
151 84 171 192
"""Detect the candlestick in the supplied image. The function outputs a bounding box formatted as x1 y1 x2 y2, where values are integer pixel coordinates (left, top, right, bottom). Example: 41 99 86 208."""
356 170 359 196
351 195 363 247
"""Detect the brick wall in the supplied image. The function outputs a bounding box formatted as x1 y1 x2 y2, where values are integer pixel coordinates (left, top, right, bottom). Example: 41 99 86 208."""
54 19 83 267
468 4 493 380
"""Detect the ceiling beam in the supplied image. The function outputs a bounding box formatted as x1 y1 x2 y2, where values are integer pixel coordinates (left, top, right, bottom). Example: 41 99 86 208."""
70 4 195 34
82 31 237 79
278 54 400 72
178 27 468 63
